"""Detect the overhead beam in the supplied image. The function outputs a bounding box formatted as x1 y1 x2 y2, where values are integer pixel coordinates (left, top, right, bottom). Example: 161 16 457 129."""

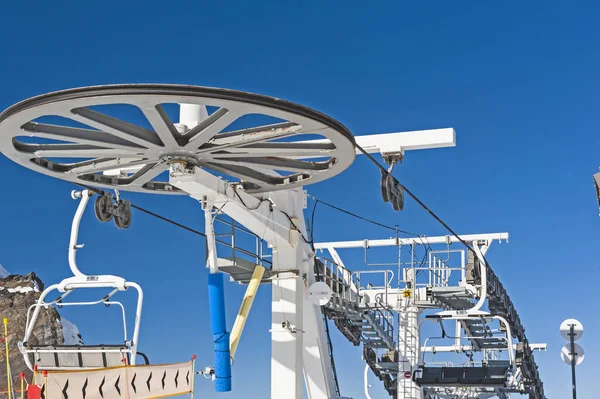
353 127 456 155
314 232 509 250
301 128 455 157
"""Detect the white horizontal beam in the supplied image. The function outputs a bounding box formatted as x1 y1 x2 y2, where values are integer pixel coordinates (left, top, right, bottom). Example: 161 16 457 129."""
302 128 455 157
421 343 547 353
354 128 456 155
314 233 509 250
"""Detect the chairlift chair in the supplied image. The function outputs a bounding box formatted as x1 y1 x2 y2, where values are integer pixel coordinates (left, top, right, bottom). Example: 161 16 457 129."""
415 315 515 388
18 189 145 371
19 274 144 371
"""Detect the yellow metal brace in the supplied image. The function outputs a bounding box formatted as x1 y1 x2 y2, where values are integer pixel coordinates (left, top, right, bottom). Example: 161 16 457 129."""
229 265 265 359
4 318 11 399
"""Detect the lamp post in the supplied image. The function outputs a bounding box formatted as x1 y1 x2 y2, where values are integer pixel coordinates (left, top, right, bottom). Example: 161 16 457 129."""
560 319 584 399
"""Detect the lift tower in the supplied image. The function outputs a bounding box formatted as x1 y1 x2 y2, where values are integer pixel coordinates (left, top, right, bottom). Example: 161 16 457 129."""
0 84 456 399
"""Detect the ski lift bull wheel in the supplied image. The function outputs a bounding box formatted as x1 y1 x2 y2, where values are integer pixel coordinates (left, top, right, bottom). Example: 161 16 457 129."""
0 84 358 195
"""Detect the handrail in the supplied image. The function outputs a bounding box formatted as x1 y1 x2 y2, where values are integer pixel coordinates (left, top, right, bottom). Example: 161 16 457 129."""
213 216 272 266
369 307 395 338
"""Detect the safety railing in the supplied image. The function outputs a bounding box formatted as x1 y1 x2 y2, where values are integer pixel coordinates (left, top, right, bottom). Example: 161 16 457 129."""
316 257 358 305
368 307 395 340
214 216 272 267
413 250 465 288
352 269 395 306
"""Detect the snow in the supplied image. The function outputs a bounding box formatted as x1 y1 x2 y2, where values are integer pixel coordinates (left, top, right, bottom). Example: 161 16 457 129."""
0 286 36 294
0 264 9 278
61 317 85 345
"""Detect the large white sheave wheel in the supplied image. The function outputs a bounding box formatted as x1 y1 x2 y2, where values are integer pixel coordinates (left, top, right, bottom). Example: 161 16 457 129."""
0 84 357 194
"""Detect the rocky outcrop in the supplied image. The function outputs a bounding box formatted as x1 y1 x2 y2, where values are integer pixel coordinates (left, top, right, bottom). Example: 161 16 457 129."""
0 273 66 397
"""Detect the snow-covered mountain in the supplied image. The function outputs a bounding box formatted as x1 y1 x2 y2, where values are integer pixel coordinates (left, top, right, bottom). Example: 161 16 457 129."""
0 268 85 395
60 317 85 345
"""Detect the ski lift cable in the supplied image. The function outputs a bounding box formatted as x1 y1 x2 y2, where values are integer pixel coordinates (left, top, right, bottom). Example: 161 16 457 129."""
352 143 474 252
75 183 207 238
307 194 420 237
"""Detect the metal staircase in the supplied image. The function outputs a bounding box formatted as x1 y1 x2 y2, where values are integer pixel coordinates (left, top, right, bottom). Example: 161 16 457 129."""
461 319 508 350
316 259 396 350
315 259 399 397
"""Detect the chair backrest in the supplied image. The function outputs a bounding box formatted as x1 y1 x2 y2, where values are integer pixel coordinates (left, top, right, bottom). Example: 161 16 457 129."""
29 345 128 370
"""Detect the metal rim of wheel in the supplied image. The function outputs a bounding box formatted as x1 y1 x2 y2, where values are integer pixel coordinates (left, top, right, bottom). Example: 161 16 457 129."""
0 84 357 194
114 207 132 229
380 172 390 203
94 195 113 222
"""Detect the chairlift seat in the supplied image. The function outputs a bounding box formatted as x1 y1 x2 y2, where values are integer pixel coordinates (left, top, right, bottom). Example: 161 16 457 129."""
27 344 129 370
416 367 444 384
415 366 510 387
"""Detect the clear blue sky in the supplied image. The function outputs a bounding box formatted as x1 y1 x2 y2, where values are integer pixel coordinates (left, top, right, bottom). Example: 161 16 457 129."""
1 1 599 398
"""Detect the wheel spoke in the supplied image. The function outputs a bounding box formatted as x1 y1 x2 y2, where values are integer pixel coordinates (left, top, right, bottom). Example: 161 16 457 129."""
128 162 168 185
183 108 241 149
207 122 301 146
20 122 145 150
205 142 336 159
198 124 302 156
70 158 149 175
139 104 181 147
200 161 279 187
14 142 142 158
69 107 163 148
212 156 334 172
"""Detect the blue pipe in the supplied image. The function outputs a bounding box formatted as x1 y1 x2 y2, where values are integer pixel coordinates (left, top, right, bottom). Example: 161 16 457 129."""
208 272 232 392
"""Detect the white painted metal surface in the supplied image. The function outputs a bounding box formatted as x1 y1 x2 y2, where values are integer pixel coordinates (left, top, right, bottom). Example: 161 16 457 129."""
169 169 336 399
314 233 509 250
397 305 421 399
302 127 456 157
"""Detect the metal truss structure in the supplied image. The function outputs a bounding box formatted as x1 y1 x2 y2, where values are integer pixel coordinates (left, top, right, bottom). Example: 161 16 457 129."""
314 235 547 399
0 84 545 399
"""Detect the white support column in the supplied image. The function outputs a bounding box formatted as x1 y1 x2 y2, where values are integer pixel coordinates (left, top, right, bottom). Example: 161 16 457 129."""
398 303 421 399
267 190 336 399
170 171 334 399
266 189 305 399
302 256 337 399
271 242 305 399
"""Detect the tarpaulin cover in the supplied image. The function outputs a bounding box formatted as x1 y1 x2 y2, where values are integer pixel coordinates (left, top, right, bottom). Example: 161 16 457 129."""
33 360 194 399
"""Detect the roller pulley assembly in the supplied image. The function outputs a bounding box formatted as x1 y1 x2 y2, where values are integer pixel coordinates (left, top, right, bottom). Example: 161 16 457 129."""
94 193 132 229
380 168 404 212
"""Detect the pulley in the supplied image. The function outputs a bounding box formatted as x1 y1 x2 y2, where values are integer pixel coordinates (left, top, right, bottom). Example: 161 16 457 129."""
94 193 133 229
380 168 404 212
